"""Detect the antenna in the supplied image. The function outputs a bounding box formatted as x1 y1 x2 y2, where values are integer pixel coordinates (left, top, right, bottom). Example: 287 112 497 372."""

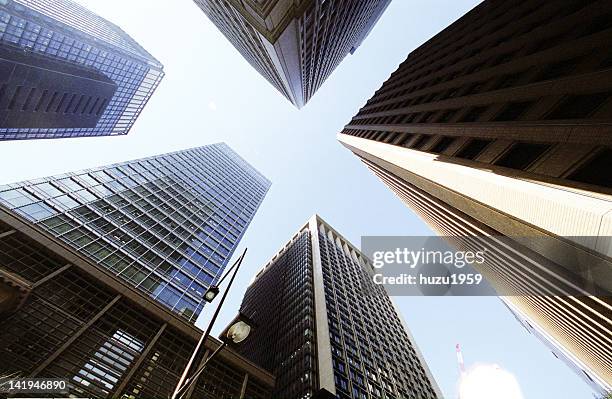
456 344 466 376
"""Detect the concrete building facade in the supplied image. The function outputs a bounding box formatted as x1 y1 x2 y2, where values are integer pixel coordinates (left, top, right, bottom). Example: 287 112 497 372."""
233 215 441 399
194 0 391 108
338 0 612 392
503 299 610 395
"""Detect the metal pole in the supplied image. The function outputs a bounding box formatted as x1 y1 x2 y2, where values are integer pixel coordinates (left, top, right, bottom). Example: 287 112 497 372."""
176 342 227 399
171 248 247 399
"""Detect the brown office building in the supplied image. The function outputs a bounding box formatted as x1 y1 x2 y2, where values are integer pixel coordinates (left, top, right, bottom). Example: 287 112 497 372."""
0 205 274 399
231 215 441 399
193 0 391 108
338 0 612 393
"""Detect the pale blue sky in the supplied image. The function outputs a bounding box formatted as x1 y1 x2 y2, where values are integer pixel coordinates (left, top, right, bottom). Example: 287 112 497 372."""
0 1 597 398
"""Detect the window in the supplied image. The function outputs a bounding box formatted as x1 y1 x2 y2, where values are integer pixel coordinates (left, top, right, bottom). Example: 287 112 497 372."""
494 72 523 90
0 188 37 207
535 58 579 81
333 358 346 373
59 177 83 191
335 374 349 391
35 182 63 198
567 148 612 188
460 106 487 122
494 142 551 170
430 136 456 153
397 133 414 147
411 135 430 149
455 139 492 160
54 194 80 209
16 202 56 221
436 109 456 122
494 101 534 121
545 92 611 120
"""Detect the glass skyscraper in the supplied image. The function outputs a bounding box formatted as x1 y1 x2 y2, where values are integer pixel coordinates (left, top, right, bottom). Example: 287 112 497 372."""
0 143 271 322
0 0 164 140
0 211 275 399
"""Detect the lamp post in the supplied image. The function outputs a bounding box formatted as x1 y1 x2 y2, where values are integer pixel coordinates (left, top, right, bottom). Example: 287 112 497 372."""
203 286 219 302
171 248 247 399
174 313 255 399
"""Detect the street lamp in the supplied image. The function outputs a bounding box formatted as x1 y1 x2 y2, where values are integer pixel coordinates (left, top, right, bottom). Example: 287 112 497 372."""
203 286 219 302
171 249 248 399
221 313 255 345
174 313 255 399
225 320 251 343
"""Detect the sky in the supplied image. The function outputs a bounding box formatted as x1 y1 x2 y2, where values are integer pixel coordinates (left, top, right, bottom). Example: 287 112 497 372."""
0 1 599 398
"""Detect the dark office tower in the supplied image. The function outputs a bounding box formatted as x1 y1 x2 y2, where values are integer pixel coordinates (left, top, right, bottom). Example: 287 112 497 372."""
0 0 164 140
0 143 271 323
233 215 441 399
0 212 275 399
194 0 391 108
338 0 612 392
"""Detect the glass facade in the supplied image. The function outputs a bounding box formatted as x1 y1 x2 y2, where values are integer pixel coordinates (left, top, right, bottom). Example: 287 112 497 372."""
0 143 271 322
0 219 275 399
0 0 164 140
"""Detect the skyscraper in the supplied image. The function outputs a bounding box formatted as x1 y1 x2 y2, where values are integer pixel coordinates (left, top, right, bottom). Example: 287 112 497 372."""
503 299 610 395
0 0 164 140
194 0 391 108
231 215 441 399
0 210 275 399
338 0 612 391
0 143 271 322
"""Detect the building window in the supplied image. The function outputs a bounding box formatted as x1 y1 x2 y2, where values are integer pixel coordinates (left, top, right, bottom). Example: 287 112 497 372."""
566 148 612 188
455 139 492 160
535 57 579 81
494 142 551 170
436 109 457 122
493 72 524 90
430 136 456 153
397 133 414 147
460 106 487 122
494 101 534 121
545 92 611 120
411 135 430 149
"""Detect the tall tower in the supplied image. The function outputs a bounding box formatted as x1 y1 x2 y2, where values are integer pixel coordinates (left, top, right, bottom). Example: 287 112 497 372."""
337 0 612 391
193 0 391 108
0 0 164 140
232 215 441 399
0 143 271 322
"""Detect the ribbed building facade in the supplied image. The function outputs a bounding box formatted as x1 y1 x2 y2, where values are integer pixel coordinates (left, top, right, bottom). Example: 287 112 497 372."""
0 143 270 322
0 0 164 140
0 209 274 399
194 0 391 108
503 299 609 395
338 0 612 392
233 215 441 399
